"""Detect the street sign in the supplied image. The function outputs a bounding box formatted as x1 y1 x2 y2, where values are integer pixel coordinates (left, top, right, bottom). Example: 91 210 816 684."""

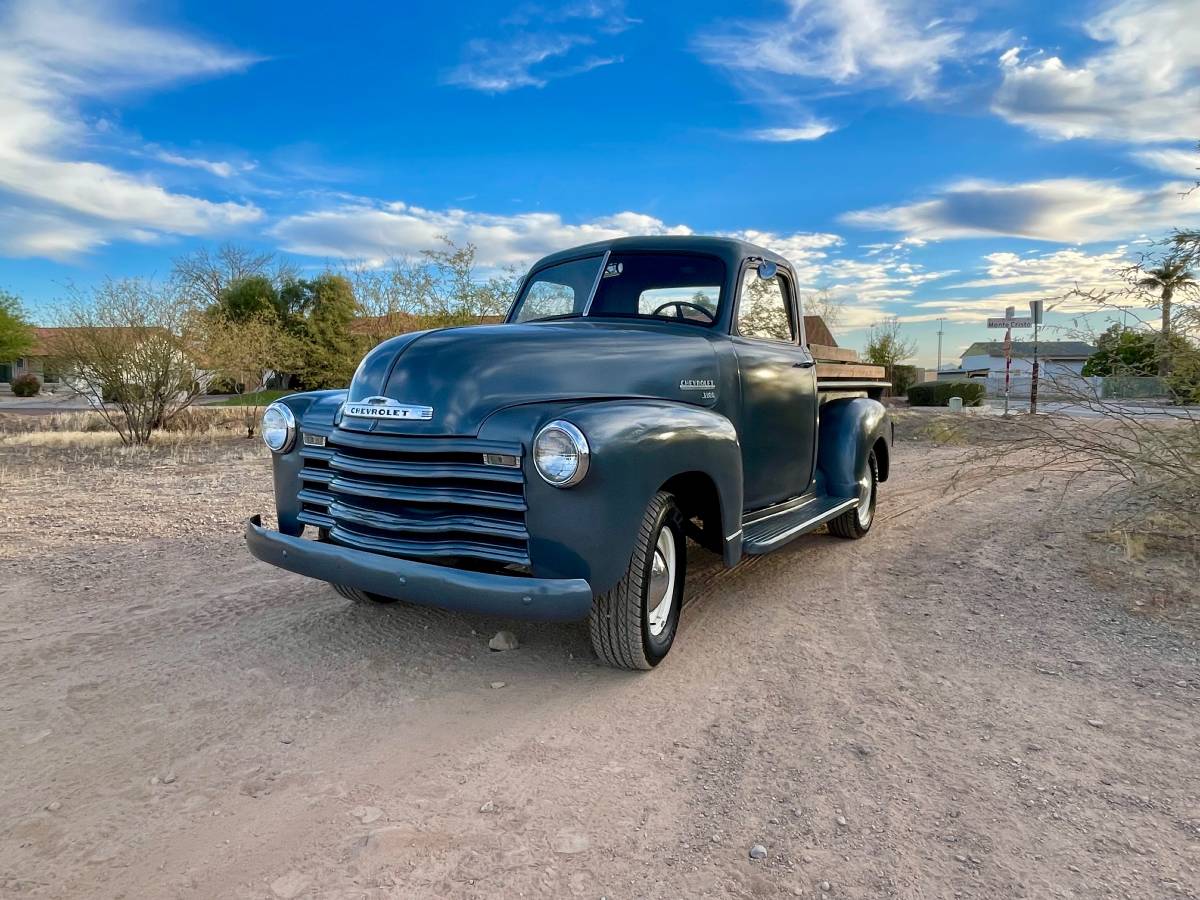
987 317 1032 328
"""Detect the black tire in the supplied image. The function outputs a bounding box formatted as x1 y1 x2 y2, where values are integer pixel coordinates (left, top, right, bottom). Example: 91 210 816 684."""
588 491 686 670
829 449 878 539
331 583 402 604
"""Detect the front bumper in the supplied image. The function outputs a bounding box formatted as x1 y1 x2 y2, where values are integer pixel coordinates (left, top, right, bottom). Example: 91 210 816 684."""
245 515 594 621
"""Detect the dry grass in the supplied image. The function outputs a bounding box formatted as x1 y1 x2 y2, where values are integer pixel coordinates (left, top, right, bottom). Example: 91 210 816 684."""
0 407 261 478
0 407 249 443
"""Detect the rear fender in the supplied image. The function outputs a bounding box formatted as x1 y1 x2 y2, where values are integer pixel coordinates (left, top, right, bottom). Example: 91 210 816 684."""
480 400 743 595
816 397 890 499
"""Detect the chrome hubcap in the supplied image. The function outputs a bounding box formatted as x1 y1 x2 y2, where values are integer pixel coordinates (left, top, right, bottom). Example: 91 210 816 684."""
856 469 875 528
646 525 677 637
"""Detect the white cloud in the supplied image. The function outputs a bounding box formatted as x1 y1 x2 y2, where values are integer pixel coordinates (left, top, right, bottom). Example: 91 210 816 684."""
843 177 1198 243
153 151 255 179
905 246 1141 324
445 1 633 92
698 0 971 101
947 247 1131 293
747 120 837 142
1132 147 1200 178
272 201 847 276
273 203 692 267
0 0 263 258
992 0 1200 143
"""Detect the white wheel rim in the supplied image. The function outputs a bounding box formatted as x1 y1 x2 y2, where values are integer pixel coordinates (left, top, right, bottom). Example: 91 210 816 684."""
856 469 875 528
646 525 677 637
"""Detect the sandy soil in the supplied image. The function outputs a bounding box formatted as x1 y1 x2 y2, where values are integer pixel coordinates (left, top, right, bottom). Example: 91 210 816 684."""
1 425 1197 899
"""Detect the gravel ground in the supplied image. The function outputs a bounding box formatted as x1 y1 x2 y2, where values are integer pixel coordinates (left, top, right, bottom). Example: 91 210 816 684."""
0 427 1197 899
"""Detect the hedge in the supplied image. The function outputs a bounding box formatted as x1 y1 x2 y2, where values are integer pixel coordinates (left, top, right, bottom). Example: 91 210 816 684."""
906 380 986 407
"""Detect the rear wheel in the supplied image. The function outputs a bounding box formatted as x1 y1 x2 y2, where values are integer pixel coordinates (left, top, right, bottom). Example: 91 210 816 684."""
828 449 878 539
331 584 401 604
589 491 685 670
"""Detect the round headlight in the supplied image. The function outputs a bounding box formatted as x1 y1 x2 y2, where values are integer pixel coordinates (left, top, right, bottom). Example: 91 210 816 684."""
533 420 590 487
261 402 296 453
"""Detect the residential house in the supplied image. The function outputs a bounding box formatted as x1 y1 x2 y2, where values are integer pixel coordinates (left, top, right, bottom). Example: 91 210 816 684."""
0 328 67 387
959 341 1096 378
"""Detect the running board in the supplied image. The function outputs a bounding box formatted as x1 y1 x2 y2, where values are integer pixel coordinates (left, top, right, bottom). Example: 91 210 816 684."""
742 496 858 555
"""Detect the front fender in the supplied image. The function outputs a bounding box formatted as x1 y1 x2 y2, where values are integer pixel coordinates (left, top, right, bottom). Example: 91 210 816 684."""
480 400 743 595
816 397 890 499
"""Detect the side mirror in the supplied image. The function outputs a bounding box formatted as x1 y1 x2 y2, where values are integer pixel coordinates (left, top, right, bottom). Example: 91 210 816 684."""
756 261 777 280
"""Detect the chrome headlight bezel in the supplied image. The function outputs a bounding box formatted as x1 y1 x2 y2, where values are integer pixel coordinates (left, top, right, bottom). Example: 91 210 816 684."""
532 420 590 488
261 402 296 453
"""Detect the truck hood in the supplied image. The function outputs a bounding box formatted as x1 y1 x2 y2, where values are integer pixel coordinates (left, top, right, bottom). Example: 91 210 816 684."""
342 321 720 436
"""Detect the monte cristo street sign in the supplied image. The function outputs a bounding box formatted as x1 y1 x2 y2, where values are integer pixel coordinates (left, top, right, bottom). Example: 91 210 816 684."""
987 317 1033 328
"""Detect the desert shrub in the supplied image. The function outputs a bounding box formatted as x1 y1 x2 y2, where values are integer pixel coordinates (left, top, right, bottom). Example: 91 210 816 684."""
160 407 244 434
907 380 985 407
11 373 40 397
1166 346 1200 405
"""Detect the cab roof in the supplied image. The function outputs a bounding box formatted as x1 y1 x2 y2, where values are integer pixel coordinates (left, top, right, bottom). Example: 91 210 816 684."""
528 235 791 273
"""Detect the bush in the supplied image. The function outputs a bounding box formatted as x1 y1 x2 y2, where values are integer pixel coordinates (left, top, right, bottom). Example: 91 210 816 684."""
11 373 40 396
907 380 986 407
891 364 919 396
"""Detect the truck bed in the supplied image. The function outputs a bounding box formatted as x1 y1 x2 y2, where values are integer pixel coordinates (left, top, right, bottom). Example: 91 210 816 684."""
808 342 889 397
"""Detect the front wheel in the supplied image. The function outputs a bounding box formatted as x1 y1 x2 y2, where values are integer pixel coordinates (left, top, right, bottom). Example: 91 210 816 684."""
828 449 878 539
588 491 686 670
331 584 402 604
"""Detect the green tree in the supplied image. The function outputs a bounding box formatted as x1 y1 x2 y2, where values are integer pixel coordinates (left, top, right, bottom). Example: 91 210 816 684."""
0 290 34 365
291 274 359 389
215 275 282 323
863 316 918 392
1136 256 1196 375
172 243 296 308
1082 324 1159 376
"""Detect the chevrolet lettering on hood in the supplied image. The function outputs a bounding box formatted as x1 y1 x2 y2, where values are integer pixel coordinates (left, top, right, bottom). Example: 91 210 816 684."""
343 397 434 421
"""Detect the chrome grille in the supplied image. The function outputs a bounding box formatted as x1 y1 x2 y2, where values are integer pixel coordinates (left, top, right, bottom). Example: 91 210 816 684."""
297 430 528 567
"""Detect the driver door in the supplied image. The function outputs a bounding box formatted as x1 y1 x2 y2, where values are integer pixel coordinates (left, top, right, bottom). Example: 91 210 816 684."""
731 264 818 510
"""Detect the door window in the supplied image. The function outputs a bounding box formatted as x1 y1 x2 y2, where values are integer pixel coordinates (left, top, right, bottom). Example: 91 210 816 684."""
736 269 795 342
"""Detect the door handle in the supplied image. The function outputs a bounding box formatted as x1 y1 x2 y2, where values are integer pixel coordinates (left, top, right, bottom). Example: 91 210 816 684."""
793 359 815 369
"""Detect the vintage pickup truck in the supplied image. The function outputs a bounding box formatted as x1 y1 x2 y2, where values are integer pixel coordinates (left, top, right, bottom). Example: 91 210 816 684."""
246 236 891 669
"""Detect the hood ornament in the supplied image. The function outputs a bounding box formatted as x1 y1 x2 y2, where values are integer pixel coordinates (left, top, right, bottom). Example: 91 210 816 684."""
342 396 434 421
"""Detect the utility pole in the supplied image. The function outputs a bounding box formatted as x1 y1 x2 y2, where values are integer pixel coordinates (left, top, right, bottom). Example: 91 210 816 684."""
936 317 945 374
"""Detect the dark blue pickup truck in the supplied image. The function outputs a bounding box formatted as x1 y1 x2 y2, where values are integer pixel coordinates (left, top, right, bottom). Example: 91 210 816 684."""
246 236 891 669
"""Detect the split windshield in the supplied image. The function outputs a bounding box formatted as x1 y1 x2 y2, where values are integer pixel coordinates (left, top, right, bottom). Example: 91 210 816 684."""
510 253 725 326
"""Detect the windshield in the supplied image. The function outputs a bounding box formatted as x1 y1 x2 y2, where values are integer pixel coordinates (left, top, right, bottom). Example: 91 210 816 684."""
510 252 725 325
511 256 604 322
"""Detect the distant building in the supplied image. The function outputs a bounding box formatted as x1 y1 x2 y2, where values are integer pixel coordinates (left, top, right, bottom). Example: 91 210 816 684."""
0 328 68 385
959 341 1096 378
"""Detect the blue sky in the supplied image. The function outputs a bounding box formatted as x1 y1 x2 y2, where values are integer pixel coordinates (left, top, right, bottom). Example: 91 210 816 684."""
0 0 1197 366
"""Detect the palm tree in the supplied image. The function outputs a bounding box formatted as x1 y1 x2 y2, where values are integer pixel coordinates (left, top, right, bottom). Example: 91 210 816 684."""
1137 257 1196 375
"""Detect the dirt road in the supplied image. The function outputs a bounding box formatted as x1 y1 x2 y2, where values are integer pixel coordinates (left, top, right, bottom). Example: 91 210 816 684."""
1 434 1197 899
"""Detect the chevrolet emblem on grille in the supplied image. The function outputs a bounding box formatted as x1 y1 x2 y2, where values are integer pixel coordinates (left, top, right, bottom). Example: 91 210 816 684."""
342 396 434 420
